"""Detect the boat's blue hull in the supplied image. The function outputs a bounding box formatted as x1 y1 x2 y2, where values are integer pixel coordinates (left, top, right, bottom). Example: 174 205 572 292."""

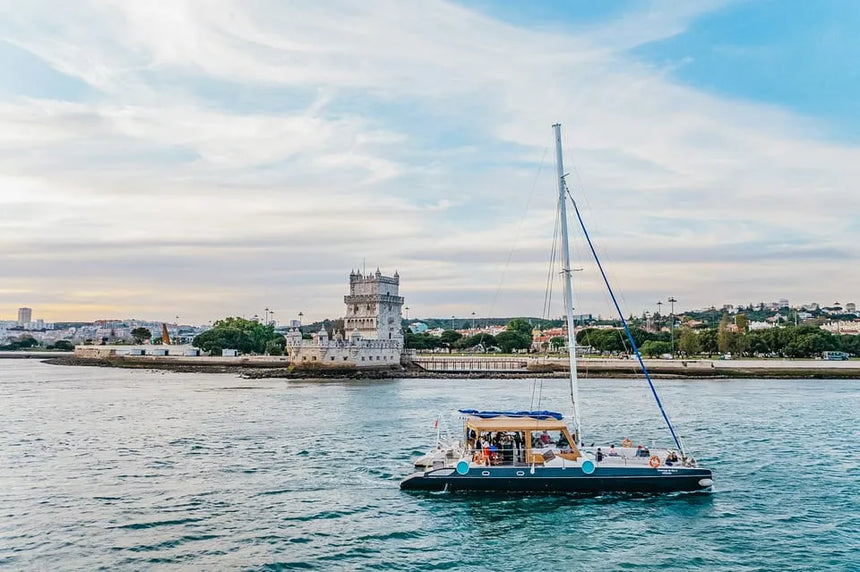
400 465 713 493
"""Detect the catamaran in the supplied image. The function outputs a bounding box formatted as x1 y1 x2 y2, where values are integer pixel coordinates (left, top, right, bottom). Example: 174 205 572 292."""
400 124 714 493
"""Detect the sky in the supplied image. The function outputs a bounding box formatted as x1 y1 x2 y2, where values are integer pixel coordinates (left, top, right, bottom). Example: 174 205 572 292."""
1 0 859 324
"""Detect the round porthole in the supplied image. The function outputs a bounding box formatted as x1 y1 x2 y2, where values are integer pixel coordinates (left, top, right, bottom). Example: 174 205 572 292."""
581 460 596 475
481 471 490 476
516 471 525 476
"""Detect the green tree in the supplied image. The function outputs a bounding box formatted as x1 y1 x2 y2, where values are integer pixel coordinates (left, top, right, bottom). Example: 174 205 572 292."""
735 314 749 334
405 332 442 351
131 327 152 344
506 318 534 338
677 328 700 357
192 317 283 355
455 333 496 351
782 325 839 358
549 336 566 351
841 335 860 357
576 328 627 353
641 340 672 357
698 329 718 356
495 330 531 353
439 329 462 349
717 313 732 353
745 331 772 356
264 339 285 356
52 340 74 351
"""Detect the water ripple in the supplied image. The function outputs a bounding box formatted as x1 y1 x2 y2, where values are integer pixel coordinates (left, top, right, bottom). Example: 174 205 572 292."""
0 361 857 570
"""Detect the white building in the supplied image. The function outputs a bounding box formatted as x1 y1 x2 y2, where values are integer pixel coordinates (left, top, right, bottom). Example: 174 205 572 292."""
343 268 404 343
286 270 405 368
820 321 860 335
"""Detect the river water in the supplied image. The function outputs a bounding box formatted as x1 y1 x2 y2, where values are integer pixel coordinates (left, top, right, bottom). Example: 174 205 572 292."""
1 360 857 570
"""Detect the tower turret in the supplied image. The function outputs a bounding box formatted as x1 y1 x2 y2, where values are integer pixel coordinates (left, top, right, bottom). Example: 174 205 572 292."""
343 268 404 345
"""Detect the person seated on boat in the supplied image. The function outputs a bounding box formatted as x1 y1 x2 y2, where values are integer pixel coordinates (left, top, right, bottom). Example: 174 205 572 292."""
635 445 647 458
607 444 620 457
556 432 569 447
488 444 501 465
468 429 477 448
540 430 552 446
596 447 604 462
665 450 679 466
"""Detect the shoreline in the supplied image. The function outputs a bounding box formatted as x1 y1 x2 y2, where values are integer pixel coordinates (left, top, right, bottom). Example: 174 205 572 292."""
39 356 860 380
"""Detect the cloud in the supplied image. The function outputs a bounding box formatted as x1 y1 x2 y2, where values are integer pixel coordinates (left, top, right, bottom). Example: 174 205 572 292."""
0 0 858 322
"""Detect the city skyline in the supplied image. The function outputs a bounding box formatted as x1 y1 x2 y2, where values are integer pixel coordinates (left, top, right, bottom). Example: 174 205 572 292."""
3 295 856 329
2 2 859 323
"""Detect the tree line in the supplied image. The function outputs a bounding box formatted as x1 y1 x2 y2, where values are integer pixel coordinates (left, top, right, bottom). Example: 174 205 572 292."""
405 319 535 353
576 321 860 359
192 317 286 356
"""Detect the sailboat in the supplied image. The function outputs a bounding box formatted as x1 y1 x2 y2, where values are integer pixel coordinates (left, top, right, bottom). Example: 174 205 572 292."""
400 124 714 493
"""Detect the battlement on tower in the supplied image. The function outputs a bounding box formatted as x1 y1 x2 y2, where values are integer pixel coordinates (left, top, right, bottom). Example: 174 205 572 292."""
349 268 400 285
344 268 404 345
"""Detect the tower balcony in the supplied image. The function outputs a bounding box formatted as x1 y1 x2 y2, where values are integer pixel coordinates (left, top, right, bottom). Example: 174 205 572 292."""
344 294 404 305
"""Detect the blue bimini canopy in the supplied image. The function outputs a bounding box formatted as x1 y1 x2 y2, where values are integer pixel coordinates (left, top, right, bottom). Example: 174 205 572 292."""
458 409 564 421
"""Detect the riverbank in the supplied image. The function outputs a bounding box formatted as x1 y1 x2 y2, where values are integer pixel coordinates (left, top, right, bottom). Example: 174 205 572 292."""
40 355 860 379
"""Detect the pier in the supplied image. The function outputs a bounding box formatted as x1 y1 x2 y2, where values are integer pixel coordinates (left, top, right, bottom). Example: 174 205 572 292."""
412 356 529 373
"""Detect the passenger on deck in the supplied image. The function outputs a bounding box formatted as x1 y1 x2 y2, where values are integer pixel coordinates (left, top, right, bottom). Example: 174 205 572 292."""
635 445 646 458
513 432 524 463
474 434 486 453
500 434 514 464
557 432 569 447
665 451 679 466
596 447 604 462
540 430 552 446
607 444 619 457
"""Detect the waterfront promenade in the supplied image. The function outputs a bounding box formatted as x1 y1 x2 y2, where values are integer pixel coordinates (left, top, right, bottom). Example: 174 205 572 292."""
5 349 855 378
413 355 860 378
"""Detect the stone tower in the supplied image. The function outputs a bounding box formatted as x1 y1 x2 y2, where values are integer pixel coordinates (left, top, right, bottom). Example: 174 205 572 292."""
343 269 404 345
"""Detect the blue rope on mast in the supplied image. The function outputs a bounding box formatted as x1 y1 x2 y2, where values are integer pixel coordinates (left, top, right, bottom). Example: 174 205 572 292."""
566 184 685 454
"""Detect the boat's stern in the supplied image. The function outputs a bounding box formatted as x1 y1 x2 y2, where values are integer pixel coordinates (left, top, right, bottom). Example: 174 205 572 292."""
400 469 451 492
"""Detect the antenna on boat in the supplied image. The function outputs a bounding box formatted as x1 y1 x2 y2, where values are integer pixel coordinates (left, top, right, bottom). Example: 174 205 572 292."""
553 123 581 445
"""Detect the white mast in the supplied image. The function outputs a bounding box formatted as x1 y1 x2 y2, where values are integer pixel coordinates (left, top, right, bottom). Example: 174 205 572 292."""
553 123 581 444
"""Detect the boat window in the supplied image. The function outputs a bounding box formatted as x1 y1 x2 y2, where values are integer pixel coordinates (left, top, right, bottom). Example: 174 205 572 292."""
532 430 569 450
471 431 526 465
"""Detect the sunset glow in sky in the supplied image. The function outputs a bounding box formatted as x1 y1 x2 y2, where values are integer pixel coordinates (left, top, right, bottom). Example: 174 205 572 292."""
2 1 858 323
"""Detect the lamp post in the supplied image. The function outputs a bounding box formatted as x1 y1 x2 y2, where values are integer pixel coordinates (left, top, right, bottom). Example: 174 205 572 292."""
668 297 677 356
471 312 476 331
264 307 270 325
451 315 455 331
656 301 663 321
298 312 303 327
405 306 410 321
